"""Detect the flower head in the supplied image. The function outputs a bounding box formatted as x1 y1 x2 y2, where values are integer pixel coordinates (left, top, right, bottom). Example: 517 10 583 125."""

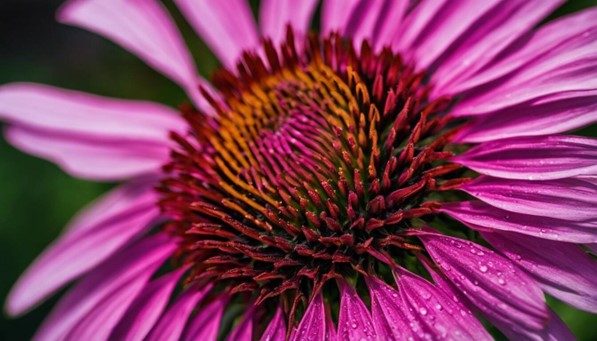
1 0 596 340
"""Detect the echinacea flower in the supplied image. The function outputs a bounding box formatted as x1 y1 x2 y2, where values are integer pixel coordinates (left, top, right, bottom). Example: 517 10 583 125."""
2 0 597 340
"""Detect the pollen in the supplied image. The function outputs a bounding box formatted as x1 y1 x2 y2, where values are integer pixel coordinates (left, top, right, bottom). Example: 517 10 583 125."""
160 29 467 317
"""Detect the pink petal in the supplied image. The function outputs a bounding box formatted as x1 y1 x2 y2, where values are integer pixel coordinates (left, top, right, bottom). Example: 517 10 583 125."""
391 0 448 54
0 83 186 180
146 284 212 341
259 0 318 46
394 268 492 340
260 306 286 341
372 0 409 51
183 295 227 341
66 270 178 340
63 175 158 236
226 305 255 341
33 235 175 341
337 280 377 340
5 181 159 317
453 135 597 180
58 0 207 109
342 1 391 47
5 125 169 181
417 231 550 338
110 269 186 341
460 176 597 221
483 231 597 314
0 83 186 142
456 90 597 142
442 201 597 243
449 8 597 97
321 0 360 35
291 293 326 341
365 276 413 340
401 0 499 69
451 20 597 116
175 0 259 70
431 0 563 97
545 309 576 341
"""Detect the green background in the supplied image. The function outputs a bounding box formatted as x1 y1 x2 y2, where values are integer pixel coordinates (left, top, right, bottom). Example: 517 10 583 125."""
0 0 596 339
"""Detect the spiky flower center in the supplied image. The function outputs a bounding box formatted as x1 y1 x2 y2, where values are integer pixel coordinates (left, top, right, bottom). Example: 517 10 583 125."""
160 31 468 317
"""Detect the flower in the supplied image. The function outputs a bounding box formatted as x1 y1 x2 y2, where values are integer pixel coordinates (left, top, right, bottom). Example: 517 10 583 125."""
1 0 596 340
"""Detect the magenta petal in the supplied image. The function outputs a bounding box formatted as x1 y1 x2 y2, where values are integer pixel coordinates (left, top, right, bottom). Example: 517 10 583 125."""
5 181 158 317
291 293 326 341
431 0 562 97
449 8 597 102
417 231 550 338
183 294 227 341
394 268 492 340
226 305 255 341
33 234 175 341
365 276 413 340
259 0 318 46
321 0 360 35
451 31 597 116
337 280 377 340
453 135 597 180
460 176 597 221
442 201 597 243
5 125 169 181
146 283 212 341
57 0 206 109
545 309 576 341
0 83 186 142
342 0 402 48
456 91 597 142
391 0 448 54
408 1 498 70
260 306 286 341
483 231 597 314
0 83 185 180
175 0 259 70
110 269 186 341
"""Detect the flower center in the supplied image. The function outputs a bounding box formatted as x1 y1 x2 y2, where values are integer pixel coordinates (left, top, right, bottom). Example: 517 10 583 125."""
160 30 467 318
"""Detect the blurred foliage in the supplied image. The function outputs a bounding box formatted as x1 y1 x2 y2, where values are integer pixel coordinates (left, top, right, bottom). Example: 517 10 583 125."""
1 0 596 340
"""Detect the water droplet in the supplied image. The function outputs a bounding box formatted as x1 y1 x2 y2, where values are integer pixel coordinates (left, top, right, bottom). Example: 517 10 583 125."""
479 265 488 273
420 308 428 316
351 322 358 329
498 278 506 285
435 304 443 311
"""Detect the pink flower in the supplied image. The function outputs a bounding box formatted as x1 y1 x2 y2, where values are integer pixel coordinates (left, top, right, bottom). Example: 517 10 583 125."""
2 0 596 340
